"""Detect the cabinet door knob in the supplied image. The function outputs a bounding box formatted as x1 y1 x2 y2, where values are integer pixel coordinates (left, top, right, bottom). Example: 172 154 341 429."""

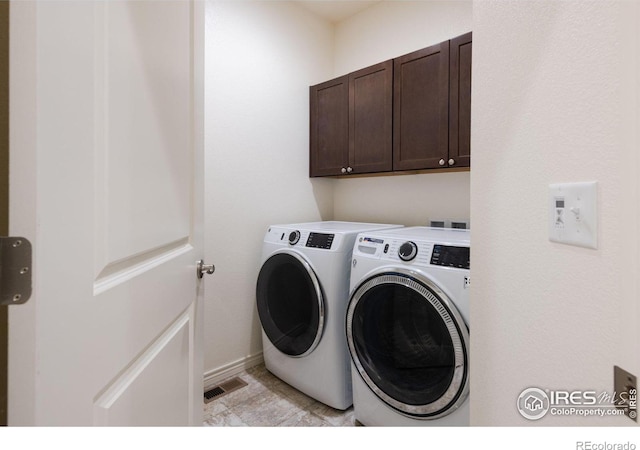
341 167 347 174
448 158 455 166
346 166 353 173
439 159 446 166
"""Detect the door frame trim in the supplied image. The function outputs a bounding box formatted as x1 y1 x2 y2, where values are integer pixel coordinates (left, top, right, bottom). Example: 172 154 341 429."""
7 0 38 425
0 0 10 427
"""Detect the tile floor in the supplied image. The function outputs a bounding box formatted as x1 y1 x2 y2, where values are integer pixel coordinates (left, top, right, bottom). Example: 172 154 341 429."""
203 363 357 427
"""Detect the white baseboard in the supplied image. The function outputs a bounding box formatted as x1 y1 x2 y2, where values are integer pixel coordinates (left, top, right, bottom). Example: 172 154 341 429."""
203 352 264 390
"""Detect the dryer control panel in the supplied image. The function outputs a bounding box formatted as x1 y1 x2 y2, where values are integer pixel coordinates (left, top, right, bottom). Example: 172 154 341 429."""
305 233 335 249
265 227 345 251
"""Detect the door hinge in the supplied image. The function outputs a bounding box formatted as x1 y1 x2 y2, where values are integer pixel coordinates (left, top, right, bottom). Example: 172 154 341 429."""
0 236 32 305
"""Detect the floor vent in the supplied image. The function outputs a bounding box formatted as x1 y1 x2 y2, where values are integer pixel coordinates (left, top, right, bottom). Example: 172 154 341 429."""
204 377 248 404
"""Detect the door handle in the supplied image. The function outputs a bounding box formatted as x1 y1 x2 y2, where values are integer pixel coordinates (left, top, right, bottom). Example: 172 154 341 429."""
197 259 215 279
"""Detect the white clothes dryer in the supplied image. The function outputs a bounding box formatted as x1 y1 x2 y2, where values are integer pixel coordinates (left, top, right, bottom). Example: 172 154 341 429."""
346 227 470 425
256 221 402 410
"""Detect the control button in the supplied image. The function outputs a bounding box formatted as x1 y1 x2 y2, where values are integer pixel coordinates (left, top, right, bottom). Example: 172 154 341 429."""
383 244 389 254
398 241 418 261
288 230 301 245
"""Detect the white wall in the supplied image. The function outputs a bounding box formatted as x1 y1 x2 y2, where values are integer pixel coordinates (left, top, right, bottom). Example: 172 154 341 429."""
332 1 473 226
470 0 640 426
204 1 334 380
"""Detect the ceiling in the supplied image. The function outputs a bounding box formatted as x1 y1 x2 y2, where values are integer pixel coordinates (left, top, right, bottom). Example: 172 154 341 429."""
296 1 382 23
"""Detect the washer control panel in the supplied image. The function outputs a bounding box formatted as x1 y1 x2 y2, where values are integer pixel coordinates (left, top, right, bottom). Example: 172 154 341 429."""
354 236 470 269
430 245 470 270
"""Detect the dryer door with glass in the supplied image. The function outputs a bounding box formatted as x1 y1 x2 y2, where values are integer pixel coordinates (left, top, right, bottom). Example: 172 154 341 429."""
256 251 324 357
346 269 469 419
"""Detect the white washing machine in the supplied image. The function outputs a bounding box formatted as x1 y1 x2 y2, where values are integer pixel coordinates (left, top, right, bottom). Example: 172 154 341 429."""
256 221 402 410
346 226 470 426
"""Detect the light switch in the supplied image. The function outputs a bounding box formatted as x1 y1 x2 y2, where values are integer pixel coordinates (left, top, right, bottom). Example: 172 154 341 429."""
549 181 597 249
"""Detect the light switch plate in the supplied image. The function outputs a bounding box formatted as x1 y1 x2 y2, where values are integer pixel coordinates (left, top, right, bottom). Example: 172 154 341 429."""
549 181 597 249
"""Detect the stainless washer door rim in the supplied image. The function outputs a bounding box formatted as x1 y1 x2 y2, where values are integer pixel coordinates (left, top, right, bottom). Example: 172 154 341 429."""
346 267 469 419
258 249 325 358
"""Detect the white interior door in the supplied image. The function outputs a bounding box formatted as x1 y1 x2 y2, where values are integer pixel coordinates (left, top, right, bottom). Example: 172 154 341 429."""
8 0 205 426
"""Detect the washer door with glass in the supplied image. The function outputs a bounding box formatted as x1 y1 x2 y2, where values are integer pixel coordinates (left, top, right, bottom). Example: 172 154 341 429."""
346 270 469 419
256 251 324 357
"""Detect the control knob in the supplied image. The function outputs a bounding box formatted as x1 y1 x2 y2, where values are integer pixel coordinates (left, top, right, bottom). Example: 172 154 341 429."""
398 241 418 261
288 230 301 245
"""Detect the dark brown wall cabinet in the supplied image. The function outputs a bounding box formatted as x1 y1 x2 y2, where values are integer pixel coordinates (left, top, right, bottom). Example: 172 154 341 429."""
449 32 472 168
393 41 449 171
310 31 472 177
309 75 348 177
310 61 392 177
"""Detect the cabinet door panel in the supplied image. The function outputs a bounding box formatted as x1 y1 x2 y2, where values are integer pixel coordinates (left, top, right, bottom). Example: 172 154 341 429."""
309 76 348 177
349 60 392 174
393 42 449 171
449 32 472 168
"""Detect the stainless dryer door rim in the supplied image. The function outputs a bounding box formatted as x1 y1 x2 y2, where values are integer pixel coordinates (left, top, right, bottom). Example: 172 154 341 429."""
257 249 325 358
346 266 469 419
